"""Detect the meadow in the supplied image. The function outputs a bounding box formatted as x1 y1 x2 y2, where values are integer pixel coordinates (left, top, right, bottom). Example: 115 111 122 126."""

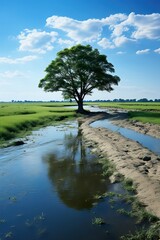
0 102 76 145
88 102 160 124
0 101 160 145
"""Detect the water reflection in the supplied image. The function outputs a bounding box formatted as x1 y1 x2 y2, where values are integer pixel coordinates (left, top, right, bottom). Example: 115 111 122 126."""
43 128 109 210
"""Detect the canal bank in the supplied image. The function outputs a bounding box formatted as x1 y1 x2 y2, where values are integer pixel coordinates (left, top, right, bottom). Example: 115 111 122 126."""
80 113 160 218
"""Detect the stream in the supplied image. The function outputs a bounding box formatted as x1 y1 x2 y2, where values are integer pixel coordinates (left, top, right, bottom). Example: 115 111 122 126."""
91 118 160 156
72 105 160 155
0 121 147 240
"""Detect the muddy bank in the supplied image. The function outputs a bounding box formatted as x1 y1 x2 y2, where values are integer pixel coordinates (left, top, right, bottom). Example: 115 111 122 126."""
80 113 160 218
110 112 160 139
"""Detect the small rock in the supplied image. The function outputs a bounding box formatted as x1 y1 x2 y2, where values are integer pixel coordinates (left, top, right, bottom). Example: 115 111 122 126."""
12 140 25 146
143 156 151 161
123 149 129 153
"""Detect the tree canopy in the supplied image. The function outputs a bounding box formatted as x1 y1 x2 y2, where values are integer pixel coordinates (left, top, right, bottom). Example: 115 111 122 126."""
39 44 120 113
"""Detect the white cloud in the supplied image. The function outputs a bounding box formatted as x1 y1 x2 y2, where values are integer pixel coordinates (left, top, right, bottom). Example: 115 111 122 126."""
0 55 38 64
97 38 114 49
102 13 127 25
46 16 103 42
113 35 135 47
45 13 160 49
57 38 75 46
154 48 160 54
116 51 126 55
17 29 58 53
130 13 160 40
0 70 25 78
112 12 160 40
136 49 150 55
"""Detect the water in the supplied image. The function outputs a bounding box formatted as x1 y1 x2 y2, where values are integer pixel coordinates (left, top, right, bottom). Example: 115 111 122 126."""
0 121 145 239
91 119 160 155
81 104 160 155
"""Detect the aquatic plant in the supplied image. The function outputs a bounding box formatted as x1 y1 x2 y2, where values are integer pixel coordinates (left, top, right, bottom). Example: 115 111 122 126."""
25 212 45 227
0 219 6 224
120 221 160 240
5 231 13 238
92 217 105 225
99 158 115 177
9 196 17 202
117 208 130 216
122 178 136 192
130 200 159 223
34 212 45 222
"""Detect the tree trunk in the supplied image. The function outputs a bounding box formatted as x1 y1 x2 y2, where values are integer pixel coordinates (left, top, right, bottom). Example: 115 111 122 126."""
77 98 84 113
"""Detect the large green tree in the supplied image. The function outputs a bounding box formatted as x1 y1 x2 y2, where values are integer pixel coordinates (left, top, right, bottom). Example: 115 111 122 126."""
39 44 120 113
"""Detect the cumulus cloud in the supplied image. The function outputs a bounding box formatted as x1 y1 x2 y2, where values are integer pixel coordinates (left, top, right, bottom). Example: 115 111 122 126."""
136 49 150 55
46 13 160 49
0 55 38 64
111 12 160 40
46 16 103 42
17 29 58 53
130 13 160 40
102 13 127 25
113 35 136 46
97 38 114 49
46 14 129 44
13 12 160 56
154 48 160 54
57 38 75 46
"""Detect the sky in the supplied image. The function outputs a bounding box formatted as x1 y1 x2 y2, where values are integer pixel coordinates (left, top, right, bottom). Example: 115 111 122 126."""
0 0 160 101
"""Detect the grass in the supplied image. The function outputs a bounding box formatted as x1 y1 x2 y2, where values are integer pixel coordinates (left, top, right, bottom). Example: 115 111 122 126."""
87 102 160 111
128 111 160 124
0 102 77 145
86 102 160 124
120 221 160 240
122 178 136 193
105 189 160 239
98 157 115 177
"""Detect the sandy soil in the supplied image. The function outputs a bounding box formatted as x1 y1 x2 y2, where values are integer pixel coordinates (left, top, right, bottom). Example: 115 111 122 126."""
79 112 160 218
110 111 160 139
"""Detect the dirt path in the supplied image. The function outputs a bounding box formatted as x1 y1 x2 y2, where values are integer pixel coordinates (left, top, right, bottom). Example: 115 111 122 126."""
80 113 160 218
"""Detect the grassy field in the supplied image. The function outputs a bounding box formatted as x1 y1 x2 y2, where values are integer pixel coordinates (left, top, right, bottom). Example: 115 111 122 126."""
0 101 160 145
87 101 160 111
0 102 77 145
87 102 160 124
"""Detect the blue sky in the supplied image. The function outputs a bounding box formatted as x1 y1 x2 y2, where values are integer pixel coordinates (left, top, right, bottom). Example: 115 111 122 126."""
0 0 160 101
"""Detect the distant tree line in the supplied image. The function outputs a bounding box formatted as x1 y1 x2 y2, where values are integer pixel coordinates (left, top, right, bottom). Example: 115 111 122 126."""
8 98 160 103
84 98 160 103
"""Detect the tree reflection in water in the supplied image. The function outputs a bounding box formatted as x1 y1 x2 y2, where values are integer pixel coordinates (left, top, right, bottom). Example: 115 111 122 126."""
43 127 109 210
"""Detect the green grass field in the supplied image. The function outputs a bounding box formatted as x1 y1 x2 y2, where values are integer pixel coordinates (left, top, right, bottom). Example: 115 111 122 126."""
0 102 77 144
87 102 160 111
0 101 160 145
86 102 160 124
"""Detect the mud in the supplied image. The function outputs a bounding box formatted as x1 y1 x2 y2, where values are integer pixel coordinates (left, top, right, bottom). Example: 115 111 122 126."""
80 113 160 218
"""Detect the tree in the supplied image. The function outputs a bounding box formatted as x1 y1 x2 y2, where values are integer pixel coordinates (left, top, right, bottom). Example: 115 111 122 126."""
38 44 120 113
